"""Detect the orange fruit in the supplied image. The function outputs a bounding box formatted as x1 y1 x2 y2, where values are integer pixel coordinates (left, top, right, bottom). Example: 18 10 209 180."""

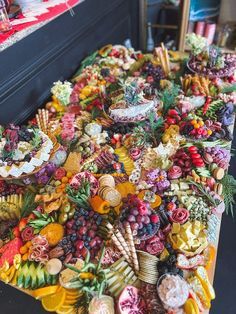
184 298 199 314
42 287 66 312
204 245 216 270
40 223 65 246
66 172 73 179
61 177 69 184
33 285 61 300
20 246 28 254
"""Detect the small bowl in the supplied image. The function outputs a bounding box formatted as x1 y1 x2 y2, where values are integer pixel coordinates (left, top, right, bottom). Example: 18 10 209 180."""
157 273 189 309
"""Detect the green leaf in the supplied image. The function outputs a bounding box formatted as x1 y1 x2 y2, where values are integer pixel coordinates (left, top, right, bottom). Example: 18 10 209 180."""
20 191 37 218
220 174 236 218
159 83 180 115
73 51 98 78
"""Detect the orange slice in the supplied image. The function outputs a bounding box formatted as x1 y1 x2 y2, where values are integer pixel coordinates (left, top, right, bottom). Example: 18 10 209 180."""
184 298 199 314
42 287 66 312
33 285 61 300
204 245 216 271
56 305 76 314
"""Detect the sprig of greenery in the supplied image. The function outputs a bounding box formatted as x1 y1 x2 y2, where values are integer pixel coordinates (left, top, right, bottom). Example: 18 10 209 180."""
220 174 236 217
20 191 37 218
220 83 236 94
158 83 180 116
30 129 42 149
187 180 220 207
135 112 164 146
73 51 98 78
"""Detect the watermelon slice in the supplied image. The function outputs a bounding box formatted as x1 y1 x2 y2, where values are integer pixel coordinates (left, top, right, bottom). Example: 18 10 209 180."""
0 237 23 267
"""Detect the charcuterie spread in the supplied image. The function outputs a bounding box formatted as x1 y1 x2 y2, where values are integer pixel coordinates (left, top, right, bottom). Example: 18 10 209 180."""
0 35 235 314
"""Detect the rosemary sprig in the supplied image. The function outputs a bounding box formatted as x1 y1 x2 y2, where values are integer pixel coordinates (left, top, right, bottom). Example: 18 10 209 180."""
187 180 220 207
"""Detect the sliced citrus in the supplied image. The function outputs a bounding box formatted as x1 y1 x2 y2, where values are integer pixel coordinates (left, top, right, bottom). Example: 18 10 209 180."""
184 298 199 314
33 285 61 300
204 245 216 270
42 287 66 312
56 305 76 314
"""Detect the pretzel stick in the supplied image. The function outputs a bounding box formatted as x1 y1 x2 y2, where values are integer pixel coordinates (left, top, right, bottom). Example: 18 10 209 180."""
125 223 139 273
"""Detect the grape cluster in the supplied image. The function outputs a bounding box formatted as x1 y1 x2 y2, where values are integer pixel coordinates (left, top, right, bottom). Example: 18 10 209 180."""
100 67 110 77
142 62 165 81
120 195 160 238
76 141 95 158
18 126 33 142
0 181 23 196
65 208 103 259
105 123 134 136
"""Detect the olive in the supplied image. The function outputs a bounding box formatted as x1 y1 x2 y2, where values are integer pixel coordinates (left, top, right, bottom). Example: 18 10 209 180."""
59 213 68 224
68 208 75 219
63 204 71 213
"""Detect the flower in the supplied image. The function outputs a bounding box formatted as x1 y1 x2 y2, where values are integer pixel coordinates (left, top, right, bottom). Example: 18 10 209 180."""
51 81 73 106
146 235 164 255
169 208 189 224
168 166 182 180
185 33 207 56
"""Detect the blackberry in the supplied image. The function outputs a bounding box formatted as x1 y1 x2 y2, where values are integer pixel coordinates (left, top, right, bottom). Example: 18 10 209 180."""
166 255 177 266
159 266 169 275
101 68 110 77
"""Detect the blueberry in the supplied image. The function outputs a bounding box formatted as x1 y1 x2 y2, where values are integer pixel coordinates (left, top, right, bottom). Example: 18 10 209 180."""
76 221 81 226
147 223 152 230
62 238 68 245
142 227 147 233
82 235 86 240
87 237 91 241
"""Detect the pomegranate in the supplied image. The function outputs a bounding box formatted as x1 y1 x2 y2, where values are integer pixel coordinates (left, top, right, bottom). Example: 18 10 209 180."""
117 285 146 314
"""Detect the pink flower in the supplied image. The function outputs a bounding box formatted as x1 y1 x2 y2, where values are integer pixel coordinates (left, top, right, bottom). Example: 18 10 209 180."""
167 166 182 180
170 208 189 224
146 236 164 255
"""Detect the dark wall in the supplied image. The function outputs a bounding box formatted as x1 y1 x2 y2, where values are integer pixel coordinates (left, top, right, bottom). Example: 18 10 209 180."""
0 0 139 125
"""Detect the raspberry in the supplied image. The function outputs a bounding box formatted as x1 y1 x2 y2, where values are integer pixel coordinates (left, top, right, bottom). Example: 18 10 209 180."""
150 214 159 224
